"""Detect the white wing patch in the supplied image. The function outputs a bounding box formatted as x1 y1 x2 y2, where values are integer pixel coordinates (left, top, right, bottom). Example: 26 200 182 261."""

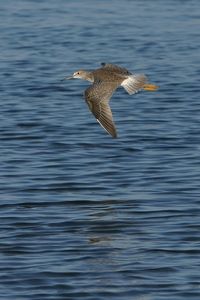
121 74 147 95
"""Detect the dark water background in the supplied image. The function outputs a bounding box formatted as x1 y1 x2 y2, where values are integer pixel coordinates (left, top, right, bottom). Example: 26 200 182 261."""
1 0 200 299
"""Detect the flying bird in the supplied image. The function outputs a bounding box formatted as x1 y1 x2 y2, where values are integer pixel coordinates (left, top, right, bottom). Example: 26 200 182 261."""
63 63 158 138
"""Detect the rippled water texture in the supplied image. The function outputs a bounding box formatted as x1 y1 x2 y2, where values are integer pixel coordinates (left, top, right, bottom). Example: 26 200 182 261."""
1 0 200 299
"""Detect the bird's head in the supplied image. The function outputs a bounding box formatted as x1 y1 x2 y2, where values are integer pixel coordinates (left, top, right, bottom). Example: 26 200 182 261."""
62 70 93 82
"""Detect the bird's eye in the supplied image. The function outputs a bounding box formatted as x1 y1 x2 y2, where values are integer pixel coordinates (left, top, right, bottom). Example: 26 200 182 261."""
77 72 79 75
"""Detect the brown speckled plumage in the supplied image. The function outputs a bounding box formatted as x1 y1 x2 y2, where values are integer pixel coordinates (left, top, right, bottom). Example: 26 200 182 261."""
64 63 158 138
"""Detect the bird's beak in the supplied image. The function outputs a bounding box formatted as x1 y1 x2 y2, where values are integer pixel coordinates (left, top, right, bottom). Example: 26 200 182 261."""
61 75 74 81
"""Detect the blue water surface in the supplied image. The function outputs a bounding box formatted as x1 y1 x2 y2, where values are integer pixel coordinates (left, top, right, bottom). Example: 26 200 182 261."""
0 0 200 299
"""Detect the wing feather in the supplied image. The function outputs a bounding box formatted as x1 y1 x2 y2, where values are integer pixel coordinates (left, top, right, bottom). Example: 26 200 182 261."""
101 63 132 76
84 82 118 138
121 74 148 94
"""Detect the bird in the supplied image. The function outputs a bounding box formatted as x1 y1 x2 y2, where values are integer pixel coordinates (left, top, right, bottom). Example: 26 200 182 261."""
63 63 158 138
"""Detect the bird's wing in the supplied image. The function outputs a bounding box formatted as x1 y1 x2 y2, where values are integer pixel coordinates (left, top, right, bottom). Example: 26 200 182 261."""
84 82 118 138
121 74 148 95
101 63 132 76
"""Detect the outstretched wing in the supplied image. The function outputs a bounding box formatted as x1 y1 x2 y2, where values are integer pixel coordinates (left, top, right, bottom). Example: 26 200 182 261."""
101 63 148 94
101 63 132 76
84 82 118 138
121 74 148 94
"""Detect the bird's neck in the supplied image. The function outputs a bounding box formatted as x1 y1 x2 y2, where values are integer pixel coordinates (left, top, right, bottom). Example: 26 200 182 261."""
84 71 94 82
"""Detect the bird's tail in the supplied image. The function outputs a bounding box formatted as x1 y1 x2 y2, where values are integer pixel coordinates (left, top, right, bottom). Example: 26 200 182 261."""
143 83 159 91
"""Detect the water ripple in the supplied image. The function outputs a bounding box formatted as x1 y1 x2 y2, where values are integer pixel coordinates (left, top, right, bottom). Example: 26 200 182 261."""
1 0 200 299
